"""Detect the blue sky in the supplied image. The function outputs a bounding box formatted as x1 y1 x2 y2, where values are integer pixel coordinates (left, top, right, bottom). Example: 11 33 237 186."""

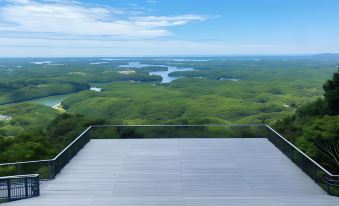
0 0 339 57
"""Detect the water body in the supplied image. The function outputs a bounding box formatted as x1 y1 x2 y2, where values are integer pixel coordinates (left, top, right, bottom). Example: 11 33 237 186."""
119 62 161 69
90 62 108 65
149 66 194 83
90 87 103 92
119 62 194 83
29 86 102 107
29 94 73 107
219 78 239 82
3 62 192 108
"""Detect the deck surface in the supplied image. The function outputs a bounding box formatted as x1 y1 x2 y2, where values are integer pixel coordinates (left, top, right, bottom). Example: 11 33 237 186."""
5 138 339 206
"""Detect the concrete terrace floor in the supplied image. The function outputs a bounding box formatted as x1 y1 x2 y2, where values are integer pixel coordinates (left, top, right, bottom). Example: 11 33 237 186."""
5 138 339 206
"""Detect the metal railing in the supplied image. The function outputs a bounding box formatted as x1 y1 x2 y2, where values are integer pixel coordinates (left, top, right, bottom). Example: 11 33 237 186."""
264 125 339 195
0 126 92 180
0 174 39 203
0 125 338 196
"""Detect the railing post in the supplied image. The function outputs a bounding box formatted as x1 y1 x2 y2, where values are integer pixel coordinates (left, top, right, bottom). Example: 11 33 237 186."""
24 178 28 198
313 165 317 182
327 176 330 195
6 179 11 202
48 160 55 179
301 155 305 171
48 161 51 179
36 176 40 197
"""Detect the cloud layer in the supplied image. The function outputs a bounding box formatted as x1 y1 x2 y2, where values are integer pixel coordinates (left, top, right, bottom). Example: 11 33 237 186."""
0 0 206 39
1 0 334 56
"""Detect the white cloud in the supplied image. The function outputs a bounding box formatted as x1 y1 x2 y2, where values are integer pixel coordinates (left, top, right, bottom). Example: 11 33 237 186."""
146 0 158 3
0 0 206 39
132 15 206 27
0 1 334 56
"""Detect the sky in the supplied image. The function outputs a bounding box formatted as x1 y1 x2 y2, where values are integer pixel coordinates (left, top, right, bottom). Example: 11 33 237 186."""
0 0 339 57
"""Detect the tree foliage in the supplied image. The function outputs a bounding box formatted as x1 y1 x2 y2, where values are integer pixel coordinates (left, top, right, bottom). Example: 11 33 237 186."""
276 71 339 172
0 110 108 163
323 72 339 115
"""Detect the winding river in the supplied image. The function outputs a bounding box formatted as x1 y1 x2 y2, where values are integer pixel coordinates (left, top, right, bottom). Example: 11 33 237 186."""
119 62 194 83
2 62 194 108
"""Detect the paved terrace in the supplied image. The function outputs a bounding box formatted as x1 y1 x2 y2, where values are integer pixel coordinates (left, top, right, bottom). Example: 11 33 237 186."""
5 138 339 206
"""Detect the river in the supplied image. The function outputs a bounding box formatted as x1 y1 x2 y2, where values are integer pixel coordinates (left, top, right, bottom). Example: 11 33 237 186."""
2 62 193 108
119 62 194 83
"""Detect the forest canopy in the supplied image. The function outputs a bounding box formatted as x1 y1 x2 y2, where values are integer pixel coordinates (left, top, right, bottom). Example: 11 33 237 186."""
0 57 338 173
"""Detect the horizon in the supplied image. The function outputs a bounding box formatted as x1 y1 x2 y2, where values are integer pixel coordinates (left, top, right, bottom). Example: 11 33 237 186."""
1 53 339 58
1 0 339 57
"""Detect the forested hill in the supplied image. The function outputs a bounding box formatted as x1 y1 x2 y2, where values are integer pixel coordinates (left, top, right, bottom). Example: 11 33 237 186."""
0 58 338 173
275 71 339 173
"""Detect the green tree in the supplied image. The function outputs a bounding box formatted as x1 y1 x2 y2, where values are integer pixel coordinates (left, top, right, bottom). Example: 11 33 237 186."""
323 72 339 115
303 116 339 170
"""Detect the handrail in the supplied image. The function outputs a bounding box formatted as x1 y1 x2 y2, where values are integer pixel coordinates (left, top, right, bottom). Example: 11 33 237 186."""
0 124 337 175
92 124 267 127
265 125 337 177
53 126 92 160
324 177 339 186
0 124 338 196
0 126 92 167
0 174 39 180
0 124 267 170
0 160 51 167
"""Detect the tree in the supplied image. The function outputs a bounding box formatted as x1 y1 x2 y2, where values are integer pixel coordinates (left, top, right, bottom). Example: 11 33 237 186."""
303 116 339 171
323 71 339 115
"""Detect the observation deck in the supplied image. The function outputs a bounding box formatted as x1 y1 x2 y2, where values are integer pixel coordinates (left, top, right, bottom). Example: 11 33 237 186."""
1 125 338 205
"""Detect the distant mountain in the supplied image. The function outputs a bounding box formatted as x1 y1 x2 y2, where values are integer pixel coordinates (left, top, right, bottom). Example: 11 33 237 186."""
312 53 339 60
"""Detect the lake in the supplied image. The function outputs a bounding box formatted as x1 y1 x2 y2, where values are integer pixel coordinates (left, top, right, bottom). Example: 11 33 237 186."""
119 62 194 83
5 86 102 108
29 94 73 107
29 86 103 108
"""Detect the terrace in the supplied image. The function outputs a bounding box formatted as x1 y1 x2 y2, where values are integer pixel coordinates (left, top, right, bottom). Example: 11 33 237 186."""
0 125 338 205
